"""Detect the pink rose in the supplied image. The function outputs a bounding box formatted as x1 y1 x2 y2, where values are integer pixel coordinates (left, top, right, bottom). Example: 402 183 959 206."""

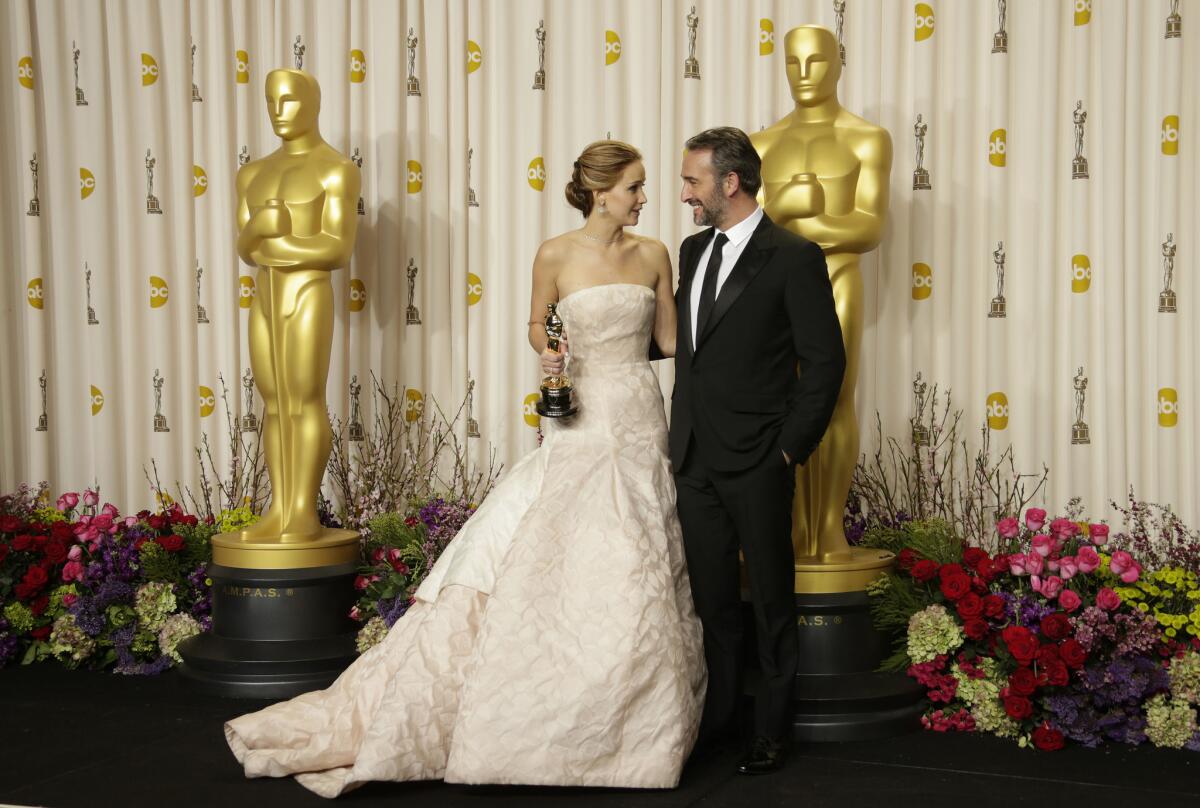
371 547 386 564
1088 523 1110 546
82 489 99 508
56 492 80 512
1025 508 1047 532
124 516 138 528
1009 554 1029 576
1025 552 1045 576
1096 587 1122 611
1109 551 1141 583
1058 589 1083 612
101 503 119 518
62 592 78 607
67 545 82 561
349 606 362 620
996 517 1021 539
91 514 114 533
1050 518 1080 540
1076 546 1101 573
1047 558 1060 573
354 575 371 591
1031 534 1055 558
61 561 85 582
1058 556 1079 580
1036 575 1064 600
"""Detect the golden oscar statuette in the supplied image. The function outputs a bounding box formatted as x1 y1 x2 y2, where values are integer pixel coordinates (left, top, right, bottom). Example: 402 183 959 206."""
752 25 895 594
535 303 578 418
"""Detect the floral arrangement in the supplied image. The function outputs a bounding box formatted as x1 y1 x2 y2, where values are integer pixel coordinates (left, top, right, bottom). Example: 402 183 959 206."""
867 509 1200 751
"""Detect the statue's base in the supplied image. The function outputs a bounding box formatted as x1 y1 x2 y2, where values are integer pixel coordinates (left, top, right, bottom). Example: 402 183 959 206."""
212 527 360 569
1072 158 1089 179
793 546 894 594
989 297 1006 318
177 559 360 699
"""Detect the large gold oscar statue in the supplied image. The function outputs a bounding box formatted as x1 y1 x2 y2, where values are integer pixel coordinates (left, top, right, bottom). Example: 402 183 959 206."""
752 26 894 593
213 68 361 570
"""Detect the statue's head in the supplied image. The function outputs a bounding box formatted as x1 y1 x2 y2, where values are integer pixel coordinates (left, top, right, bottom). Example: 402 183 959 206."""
783 26 841 107
265 69 321 139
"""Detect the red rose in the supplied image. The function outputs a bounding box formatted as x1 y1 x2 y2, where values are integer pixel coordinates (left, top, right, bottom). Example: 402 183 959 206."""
897 548 917 571
1060 639 1088 669
939 563 967 580
29 626 51 641
12 534 33 552
32 534 48 549
1037 644 1061 667
983 595 1006 618
1009 667 1038 696
970 576 988 595
147 514 166 531
0 515 23 533
963 618 989 640
155 534 185 553
940 573 972 601
22 564 49 589
50 521 74 540
43 537 68 565
1040 613 1072 641
911 560 938 582
1002 625 1039 665
962 547 987 566
1003 695 1033 720
30 594 49 616
956 592 984 619
1042 660 1069 687
1032 723 1065 751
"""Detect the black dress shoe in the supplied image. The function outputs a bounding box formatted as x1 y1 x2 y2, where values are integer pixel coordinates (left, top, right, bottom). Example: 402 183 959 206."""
736 736 786 775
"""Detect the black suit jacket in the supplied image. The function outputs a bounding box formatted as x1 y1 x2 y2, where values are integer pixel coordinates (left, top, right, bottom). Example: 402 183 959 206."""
668 212 846 473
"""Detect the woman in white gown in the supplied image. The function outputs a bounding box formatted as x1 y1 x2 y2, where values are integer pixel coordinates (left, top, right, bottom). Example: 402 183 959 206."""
225 141 705 798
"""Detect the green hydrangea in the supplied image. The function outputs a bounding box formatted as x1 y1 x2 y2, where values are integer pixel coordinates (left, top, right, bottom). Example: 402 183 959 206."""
106 604 135 629
217 506 259 534
31 506 66 524
48 585 80 617
1169 651 1200 704
50 614 96 665
907 604 963 664
134 582 177 632
157 613 202 663
3 602 34 633
1145 693 1198 748
355 616 388 654
132 630 159 656
951 659 1021 737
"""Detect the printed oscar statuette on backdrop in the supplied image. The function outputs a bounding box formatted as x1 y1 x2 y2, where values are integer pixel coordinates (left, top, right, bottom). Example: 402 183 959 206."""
152 369 169 433
1071 368 1090 445
536 303 577 418
85 263 99 325
834 0 847 66
406 259 421 325
683 7 700 79
73 41 88 105
532 20 546 90
27 153 40 216
1159 234 1177 313
912 115 931 190
145 149 162 214
195 261 209 324
989 241 1007 318
348 375 364 442
1072 101 1089 179
406 28 421 96
240 368 258 433
467 147 479 207
1166 0 1182 39
466 377 480 438
191 40 203 102
351 148 365 215
911 372 930 448
36 370 48 432
993 0 1008 53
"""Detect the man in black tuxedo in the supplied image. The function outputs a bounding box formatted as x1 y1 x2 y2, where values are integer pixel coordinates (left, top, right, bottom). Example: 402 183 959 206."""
672 127 845 774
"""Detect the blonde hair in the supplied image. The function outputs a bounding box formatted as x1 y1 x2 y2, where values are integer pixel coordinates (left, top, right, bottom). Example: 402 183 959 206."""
564 140 642 218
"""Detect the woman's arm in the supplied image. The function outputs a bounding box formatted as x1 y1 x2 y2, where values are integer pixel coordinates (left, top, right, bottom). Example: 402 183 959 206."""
528 240 568 375
649 240 677 358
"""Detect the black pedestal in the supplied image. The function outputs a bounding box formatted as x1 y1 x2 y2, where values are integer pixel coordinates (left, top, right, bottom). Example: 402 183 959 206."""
177 562 359 699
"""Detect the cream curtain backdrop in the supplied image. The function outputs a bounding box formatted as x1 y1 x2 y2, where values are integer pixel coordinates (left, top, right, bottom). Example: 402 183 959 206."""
1 0 1196 526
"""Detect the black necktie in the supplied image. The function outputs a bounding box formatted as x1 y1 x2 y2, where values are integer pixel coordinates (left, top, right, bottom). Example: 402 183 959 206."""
696 232 728 343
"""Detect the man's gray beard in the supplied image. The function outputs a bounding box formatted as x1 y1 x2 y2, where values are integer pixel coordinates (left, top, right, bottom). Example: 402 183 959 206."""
694 193 728 227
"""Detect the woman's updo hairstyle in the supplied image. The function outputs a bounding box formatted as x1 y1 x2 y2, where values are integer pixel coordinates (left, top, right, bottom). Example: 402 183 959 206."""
564 140 642 218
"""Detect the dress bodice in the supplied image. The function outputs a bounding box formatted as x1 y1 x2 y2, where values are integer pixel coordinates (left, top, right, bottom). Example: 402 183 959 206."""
555 283 655 372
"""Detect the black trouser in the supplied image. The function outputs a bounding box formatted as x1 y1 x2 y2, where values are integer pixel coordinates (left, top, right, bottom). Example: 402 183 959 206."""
676 442 797 742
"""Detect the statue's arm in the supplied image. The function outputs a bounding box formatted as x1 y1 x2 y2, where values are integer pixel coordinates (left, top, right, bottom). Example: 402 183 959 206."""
235 165 259 265
252 161 362 270
801 128 892 253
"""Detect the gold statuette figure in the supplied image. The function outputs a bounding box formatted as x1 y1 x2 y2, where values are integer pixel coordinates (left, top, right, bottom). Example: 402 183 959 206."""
752 25 894 592
220 68 361 569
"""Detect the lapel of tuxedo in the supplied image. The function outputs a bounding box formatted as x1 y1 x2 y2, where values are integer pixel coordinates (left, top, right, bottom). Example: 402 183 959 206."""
677 228 713 359
695 214 777 351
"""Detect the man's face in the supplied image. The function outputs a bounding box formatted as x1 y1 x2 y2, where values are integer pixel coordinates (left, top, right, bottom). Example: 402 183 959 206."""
680 149 728 227
784 28 840 106
265 70 319 139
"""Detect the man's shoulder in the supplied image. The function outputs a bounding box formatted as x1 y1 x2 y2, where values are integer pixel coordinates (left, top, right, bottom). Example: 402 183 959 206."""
760 216 818 257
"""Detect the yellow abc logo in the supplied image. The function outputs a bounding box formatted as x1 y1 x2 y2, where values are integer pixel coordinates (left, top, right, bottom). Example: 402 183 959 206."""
527 156 546 191
467 272 483 306
986 391 1009 430
1071 254 1092 294
198 385 215 417
1074 0 1092 26
18 55 34 89
1158 388 1179 427
149 275 169 307
90 385 105 416
405 388 425 423
141 53 159 86
988 129 1007 167
238 275 256 308
605 30 622 65
911 263 932 300
26 277 44 309
349 278 367 311
1162 115 1179 156
523 392 541 428
407 160 423 193
466 40 482 73
759 19 775 56
80 167 96 199
350 49 366 82
235 49 249 83
193 165 208 197
915 3 935 41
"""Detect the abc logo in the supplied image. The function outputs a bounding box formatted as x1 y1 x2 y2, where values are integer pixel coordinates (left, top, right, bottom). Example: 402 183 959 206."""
986 391 1009 430
1158 388 1178 427
1162 115 1179 156
141 53 159 86
911 263 932 300
193 165 208 197
349 278 367 312
1071 254 1091 294
235 49 249 83
527 156 546 191
915 3 935 41
350 49 366 82
989 129 1007 167
238 275 256 308
18 55 34 89
149 276 169 307
407 160 423 193
26 277 44 310
1074 0 1092 26
605 30 622 65
404 388 425 423
90 385 105 416
198 385 215 417
80 167 96 199
759 19 775 56
466 40 482 73
467 272 483 306
523 392 541 428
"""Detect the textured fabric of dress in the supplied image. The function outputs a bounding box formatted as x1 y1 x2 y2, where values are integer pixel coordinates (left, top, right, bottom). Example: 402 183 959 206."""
225 283 706 797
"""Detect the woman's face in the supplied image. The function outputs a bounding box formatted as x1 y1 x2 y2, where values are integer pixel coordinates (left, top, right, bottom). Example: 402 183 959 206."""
595 161 647 227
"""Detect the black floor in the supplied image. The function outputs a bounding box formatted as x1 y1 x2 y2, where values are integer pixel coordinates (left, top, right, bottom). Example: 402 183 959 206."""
3 663 1199 808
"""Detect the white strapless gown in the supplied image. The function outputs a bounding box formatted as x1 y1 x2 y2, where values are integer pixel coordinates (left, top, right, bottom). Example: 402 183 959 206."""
224 283 706 797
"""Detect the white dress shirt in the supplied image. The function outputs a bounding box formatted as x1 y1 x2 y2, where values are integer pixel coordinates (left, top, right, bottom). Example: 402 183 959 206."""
689 206 764 348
